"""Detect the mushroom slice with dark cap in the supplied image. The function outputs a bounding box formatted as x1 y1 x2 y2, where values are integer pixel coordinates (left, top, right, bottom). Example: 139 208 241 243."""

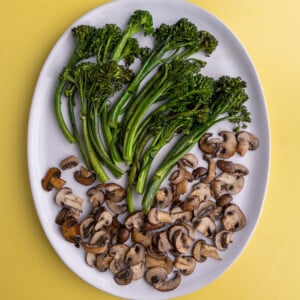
217 160 249 176
41 167 66 191
114 269 133 285
85 252 96 267
107 199 128 215
95 252 113 272
94 209 113 231
236 131 259 156
215 173 245 195
79 217 95 239
198 133 222 155
105 183 126 203
61 217 80 245
74 167 96 186
214 230 234 251
201 155 217 184
193 200 216 219
216 131 237 159
180 153 198 169
155 188 173 209
222 204 246 232
87 187 105 208
145 267 181 291
174 256 196 276
109 244 130 274
131 229 153 249
156 231 173 252
193 239 221 261
60 155 79 170
145 251 173 274
125 243 145 266
194 216 216 239
147 207 172 225
125 211 145 231
173 231 193 254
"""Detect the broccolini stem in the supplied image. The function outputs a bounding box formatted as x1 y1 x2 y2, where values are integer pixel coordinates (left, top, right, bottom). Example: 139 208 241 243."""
54 80 76 143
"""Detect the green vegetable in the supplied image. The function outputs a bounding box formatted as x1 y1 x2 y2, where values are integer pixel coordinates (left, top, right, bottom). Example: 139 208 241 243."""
142 76 251 213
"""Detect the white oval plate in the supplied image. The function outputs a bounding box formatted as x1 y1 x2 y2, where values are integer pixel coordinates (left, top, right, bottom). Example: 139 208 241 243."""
27 0 270 299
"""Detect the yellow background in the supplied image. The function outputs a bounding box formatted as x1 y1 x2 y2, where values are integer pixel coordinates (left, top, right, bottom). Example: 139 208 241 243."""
1 0 299 299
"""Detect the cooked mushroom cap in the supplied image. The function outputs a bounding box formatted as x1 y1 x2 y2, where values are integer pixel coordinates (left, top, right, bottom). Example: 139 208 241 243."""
95 252 113 272
145 252 173 274
114 269 133 285
79 217 95 239
201 156 217 184
61 217 80 244
214 230 234 251
222 204 246 232
198 133 222 154
174 256 196 275
216 131 237 159
217 160 249 176
156 231 173 252
74 167 96 186
193 200 216 219
94 209 113 231
131 229 153 249
148 208 172 225
193 240 221 261
107 200 128 215
145 266 167 286
236 131 259 156
173 231 193 254
125 243 145 266
216 193 233 207
41 167 65 191
60 155 79 170
130 262 145 280
87 187 105 208
216 173 245 195
155 188 173 209
169 168 186 185
192 166 208 180
125 211 145 231
181 153 198 169
194 217 216 238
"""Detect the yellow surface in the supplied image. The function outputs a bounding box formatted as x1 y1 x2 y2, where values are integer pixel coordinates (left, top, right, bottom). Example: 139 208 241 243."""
0 0 299 299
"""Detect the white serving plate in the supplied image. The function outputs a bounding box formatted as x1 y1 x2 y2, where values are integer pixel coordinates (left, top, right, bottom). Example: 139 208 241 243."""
27 0 270 299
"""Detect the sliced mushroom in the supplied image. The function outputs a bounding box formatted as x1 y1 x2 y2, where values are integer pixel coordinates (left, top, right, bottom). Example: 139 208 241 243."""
41 167 66 191
174 179 189 195
216 193 233 206
87 187 105 208
217 160 249 176
216 173 245 195
62 193 84 211
125 211 144 231
156 231 173 252
169 168 186 185
170 206 193 223
215 230 234 251
117 226 130 243
236 131 259 156
107 200 128 215
60 155 79 170
131 229 153 249
173 231 193 254
198 133 222 155
192 166 208 180
55 207 80 225
125 243 145 266
74 167 96 186
105 183 126 203
61 217 80 245
155 188 173 209
114 269 133 285
94 209 113 231
201 155 217 184
193 240 221 261
216 131 237 159
145 251 173 274
147 208 172 225
95 252 113 272
174 256 196 276
85 253 96 267
130 262 145 280
222 204 246 232
109 244 130 274
193 200 216 219
180 153 198 169
167 224 189 243
194 217 216 239
79 217 95 239
145 267 181 291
